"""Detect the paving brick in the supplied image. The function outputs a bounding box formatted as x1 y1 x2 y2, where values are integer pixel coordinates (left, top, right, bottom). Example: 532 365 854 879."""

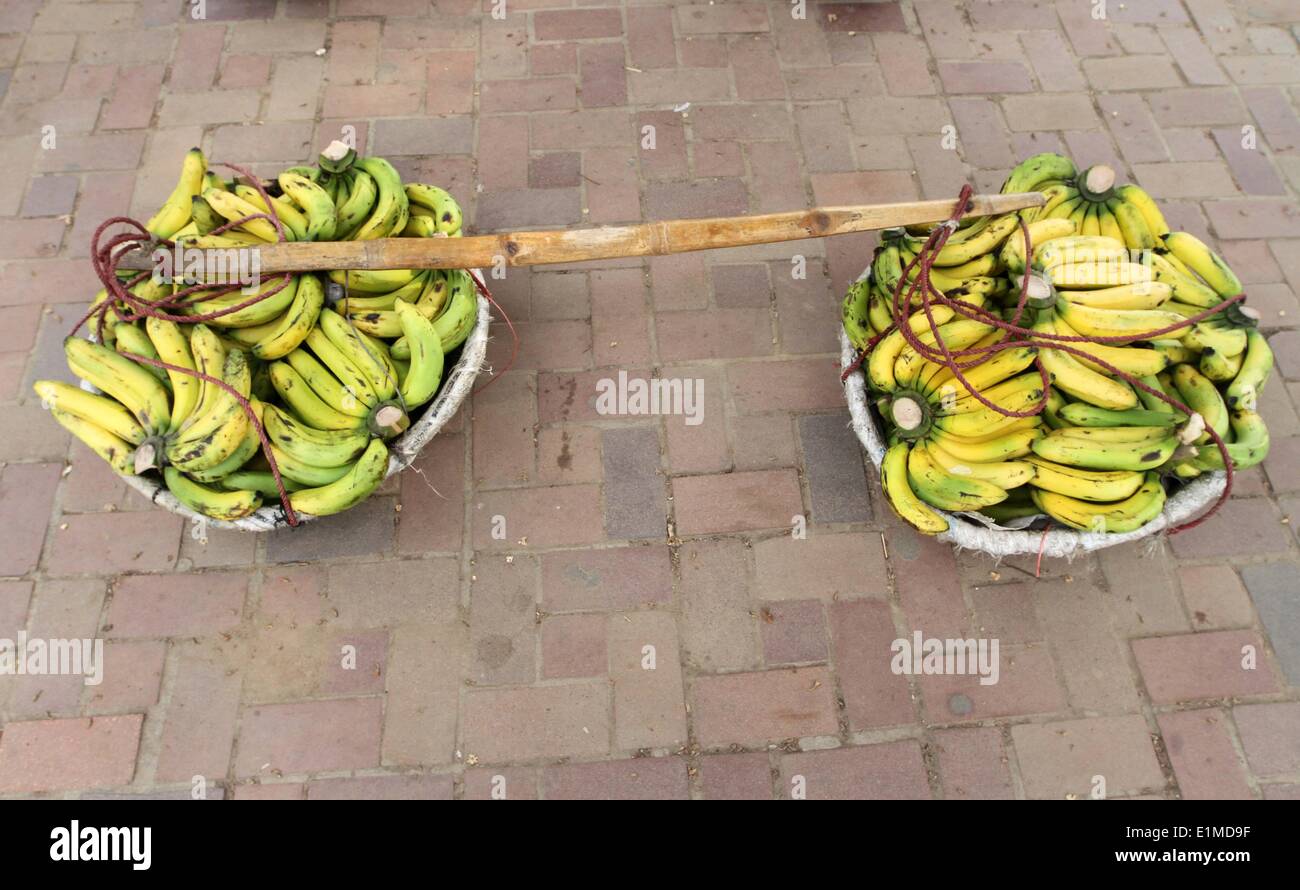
1158 709 1253 800
85 640 166 715
1232 702 1300 777
600 426 663 540
1242 86 1300 154
728 358 844 414
918 644 1066 722
326 557 460 627
469 554 537 685
699 752 772 800
1133 630 1280 704
693 666 837 747
462 766 539 800
753 532 886 601
678 538 759 672
1012 715 1164 799
105 572 247 639
674 468 802 536
1001 93 1099 131
383 623 464 766
608 610 687 749
933 726 1014 800
1149 87 1249 127
45 510 181 577
535 8 622 41
462 682 610 762
307 774 453 800
1098 541 1189 635
397 433 465 554
266 496 397 563
781 741 929 800
154 643 241 783
235 698 383 777
541 613 606 679
831 598 915 729
759 599 827 665
0 714 141 793
1134 161 1240 199
818 2 905 32
543 756 688 800
0 462 60 577
540 545 672 611
1240 560 1300 684
798 412 871 523
1168 498 1292 558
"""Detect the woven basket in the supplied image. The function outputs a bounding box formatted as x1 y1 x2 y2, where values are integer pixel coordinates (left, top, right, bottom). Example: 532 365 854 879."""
838 274 1225 557
90 292 491 532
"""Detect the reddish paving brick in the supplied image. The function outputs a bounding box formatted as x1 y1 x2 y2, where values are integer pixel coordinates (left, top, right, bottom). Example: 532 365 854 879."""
540 545 673 611
469 553 537 685
1157 709 1253 800
1012 715 1165 799
699 752 773 800
933 727 1014 800
472 483 604 550
1167 498 1293 558
0 462 60 577
235 698 384 777
45 509 181 577
85 640 167 715
154 644 242 783
609 610 686 749
541 613 607 679
462 683 610 762
543 757 688 800
781 741 930 800
1132 630 1279 704
382 623 463 767
1232 702 1300 777
831 599 915 729
106 572 248 639
760 599 827 665
306 774 453 800
674 469 803 536
535 8 622 41
692 666 838 747
0 714 142 793
462 767 540 800
1179 564 1255 630
818 2 905 32
918 644 1067 723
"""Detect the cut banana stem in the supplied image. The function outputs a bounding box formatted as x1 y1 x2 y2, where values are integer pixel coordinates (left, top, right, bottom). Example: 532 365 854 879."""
1078 164 1116 201
369 401 411 439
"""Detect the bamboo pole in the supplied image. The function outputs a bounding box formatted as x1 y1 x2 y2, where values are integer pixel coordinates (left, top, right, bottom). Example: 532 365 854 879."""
116 192 1043 274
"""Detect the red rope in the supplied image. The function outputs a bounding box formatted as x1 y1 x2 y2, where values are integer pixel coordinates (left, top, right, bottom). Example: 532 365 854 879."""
847 184 1244 535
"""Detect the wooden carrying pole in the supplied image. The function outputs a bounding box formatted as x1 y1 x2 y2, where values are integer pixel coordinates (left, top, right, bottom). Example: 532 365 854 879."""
117 192 1043 275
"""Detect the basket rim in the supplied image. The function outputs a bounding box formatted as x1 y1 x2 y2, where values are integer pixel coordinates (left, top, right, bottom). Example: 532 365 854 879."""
838 323 1225 558
86 291 491 533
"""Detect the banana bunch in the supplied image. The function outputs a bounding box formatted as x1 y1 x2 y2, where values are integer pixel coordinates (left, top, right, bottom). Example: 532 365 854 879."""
37 145 474 523
848 151 1276 538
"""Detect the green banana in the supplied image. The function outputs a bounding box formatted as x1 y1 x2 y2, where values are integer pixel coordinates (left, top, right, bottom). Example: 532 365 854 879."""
288 438 390 517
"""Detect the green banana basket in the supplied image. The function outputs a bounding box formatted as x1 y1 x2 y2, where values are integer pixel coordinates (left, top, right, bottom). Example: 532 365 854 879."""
839 273 1225 559
82 293 490 532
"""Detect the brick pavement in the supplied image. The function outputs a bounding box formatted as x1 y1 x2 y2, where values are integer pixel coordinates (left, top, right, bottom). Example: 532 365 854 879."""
0 0 1298 799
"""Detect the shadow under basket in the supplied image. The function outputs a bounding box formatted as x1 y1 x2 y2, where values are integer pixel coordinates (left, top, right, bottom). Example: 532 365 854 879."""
85 293 492 532
838 319 1225 559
